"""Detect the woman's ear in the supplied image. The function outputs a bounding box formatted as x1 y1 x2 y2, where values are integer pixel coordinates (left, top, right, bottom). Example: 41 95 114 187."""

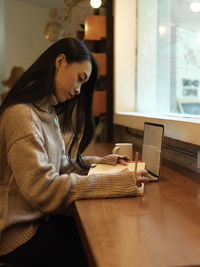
55 54 66 70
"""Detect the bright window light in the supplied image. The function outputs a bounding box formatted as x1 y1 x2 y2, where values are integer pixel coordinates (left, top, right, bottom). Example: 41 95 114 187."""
190 2 200 12
159 25 167 35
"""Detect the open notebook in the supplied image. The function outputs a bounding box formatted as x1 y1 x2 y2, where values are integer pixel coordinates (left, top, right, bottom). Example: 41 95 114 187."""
88 162 146 196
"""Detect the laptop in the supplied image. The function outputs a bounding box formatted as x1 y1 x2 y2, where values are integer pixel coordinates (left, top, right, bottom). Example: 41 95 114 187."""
141 122 164 181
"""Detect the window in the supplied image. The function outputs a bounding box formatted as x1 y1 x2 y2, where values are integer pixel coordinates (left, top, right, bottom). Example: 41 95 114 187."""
113 0 200 145
137 0 200 116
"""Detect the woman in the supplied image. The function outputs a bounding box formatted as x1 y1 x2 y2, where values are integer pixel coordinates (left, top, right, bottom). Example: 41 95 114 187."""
0 38 148 266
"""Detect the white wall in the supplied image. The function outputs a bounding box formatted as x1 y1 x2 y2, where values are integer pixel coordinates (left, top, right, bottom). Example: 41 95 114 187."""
114 0 137 113
3 0 97 84
68 0 95 38
0 0 5 94
4 0 50 80
114 0 170 114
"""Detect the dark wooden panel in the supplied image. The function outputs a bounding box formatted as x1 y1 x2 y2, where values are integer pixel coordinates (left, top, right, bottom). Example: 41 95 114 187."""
106 0 113 141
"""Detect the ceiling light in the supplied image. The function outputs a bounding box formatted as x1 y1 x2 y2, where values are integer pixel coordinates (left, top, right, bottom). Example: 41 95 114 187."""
90 0 102 9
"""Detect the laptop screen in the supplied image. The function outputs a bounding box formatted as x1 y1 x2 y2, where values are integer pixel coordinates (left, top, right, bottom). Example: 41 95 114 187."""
142 122 164 178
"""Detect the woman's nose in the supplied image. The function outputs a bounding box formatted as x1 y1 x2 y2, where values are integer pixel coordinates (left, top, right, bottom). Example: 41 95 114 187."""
74 85 81 95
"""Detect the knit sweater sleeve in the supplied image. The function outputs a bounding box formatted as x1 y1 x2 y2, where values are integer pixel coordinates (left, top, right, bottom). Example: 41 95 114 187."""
8 136 139 213
60 154 122 175
4 105 139 215
60 152 131 176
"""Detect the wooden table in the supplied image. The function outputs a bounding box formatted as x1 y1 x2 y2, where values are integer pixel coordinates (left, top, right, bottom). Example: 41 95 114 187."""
75 142 200 267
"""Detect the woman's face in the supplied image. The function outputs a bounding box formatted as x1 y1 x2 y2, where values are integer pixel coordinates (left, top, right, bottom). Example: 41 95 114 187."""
54 54 92 102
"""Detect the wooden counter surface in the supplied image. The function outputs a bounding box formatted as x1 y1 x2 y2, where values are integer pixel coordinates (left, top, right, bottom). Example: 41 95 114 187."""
75 142 200 267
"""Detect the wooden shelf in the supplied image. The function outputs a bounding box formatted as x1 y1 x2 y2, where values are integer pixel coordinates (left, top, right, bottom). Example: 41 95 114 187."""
84 15 107 118
93 91 107 117
85 15 106 40
92 53 107 77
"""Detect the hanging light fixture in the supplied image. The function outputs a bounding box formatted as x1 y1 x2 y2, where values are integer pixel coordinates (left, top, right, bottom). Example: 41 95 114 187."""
90 0 102 9
190 2 200 12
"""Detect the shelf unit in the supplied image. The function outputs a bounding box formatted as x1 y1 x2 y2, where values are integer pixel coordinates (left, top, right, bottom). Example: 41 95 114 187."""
83 0 113 141
84 15 107 118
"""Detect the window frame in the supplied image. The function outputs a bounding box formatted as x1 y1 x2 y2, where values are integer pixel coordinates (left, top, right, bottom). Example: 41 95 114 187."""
114 112 200 145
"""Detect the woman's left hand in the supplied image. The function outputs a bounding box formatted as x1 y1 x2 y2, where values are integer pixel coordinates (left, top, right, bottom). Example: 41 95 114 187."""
118 158 129 165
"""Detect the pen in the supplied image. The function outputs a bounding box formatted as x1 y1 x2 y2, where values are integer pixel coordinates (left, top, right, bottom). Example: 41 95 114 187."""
134 152 139 173
134 152 140 187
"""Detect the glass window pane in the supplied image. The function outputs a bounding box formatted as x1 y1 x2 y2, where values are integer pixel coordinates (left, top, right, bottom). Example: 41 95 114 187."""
137 0 200 116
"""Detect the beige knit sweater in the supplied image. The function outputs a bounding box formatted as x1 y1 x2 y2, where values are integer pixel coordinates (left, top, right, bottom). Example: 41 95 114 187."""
0 96 139 256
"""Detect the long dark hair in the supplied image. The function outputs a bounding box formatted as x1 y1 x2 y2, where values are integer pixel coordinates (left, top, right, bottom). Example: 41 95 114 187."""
0 38 98 169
